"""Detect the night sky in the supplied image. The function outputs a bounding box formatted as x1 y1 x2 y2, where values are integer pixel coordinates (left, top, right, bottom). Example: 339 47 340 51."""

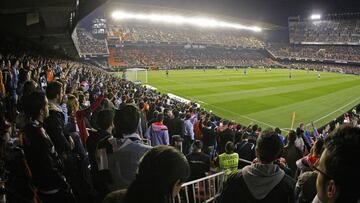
104 0 360 25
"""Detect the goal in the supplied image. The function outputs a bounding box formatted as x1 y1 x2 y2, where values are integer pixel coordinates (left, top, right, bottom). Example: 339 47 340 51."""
126 68 148 84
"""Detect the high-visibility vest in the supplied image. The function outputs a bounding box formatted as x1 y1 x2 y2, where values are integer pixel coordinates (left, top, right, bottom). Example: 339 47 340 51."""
219 152 239 178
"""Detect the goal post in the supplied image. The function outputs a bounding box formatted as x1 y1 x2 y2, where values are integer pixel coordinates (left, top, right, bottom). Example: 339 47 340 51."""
126 68 148 84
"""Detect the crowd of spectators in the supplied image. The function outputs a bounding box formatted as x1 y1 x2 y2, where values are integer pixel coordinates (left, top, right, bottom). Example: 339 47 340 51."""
109 46 274 68
267 43 360 62
289 19 360 44
282 61 360 75
1 35 360 203
74 28 108 55
107 23 265 48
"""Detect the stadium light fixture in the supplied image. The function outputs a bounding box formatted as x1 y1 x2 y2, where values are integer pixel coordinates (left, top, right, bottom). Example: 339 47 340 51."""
111 11 262 32
310 14 321 20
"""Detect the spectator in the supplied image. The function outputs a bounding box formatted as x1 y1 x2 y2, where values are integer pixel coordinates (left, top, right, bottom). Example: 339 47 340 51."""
201 120 217 157
282 130 303 177
145 112 170 146
86 109 115 201
218 141 239 179
171 135 183 152
123 145 190 203
218 120 235 154
313 125 360 203
166 110 184 139
216 129 295 203
183 113 195 154
107 104 152 191
44 81 73 156
186 140 210 181
297 138 324 174
235 130 256 169
21 91 75 202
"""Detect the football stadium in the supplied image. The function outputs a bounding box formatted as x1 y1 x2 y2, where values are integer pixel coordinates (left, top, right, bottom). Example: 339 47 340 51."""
1 0 360 203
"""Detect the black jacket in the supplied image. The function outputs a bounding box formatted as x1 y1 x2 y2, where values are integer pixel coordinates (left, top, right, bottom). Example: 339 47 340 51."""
44 102 71 155
166 118 184 137
201 125 217 147
22 121 67 191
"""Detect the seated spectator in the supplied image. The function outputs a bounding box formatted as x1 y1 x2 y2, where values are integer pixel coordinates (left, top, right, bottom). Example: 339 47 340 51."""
216 128 295 203
123 145 190 203
146 112 169 146
313 125 360 203
282 130 303 177
186 140 210 181
218 141 239 179
21 91 75 202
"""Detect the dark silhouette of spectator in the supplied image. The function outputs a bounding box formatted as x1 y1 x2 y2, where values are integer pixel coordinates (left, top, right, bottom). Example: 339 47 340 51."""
313 125 360 203
22 91 75 202
282 130 303 177
123 145 190 203
186 140 210 181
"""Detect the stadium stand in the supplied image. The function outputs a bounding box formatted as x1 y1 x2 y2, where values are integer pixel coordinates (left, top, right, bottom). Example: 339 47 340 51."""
267 43 360 63
107 46 274 68
289 14 360 45
107 23 265 48
73 28 109 56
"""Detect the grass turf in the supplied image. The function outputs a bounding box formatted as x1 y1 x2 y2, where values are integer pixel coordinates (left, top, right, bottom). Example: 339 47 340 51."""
115 68 360 131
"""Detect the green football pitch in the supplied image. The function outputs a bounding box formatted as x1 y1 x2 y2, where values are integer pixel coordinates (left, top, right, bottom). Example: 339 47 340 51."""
115 68 360 130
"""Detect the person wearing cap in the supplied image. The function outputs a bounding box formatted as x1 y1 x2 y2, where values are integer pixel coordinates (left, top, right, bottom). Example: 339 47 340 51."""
186 140 210 181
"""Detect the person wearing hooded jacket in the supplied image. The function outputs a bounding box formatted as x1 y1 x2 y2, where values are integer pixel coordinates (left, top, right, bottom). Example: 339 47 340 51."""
216 128 295 203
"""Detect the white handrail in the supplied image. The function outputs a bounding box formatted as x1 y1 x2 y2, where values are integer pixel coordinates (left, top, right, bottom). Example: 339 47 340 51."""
173 171 225 203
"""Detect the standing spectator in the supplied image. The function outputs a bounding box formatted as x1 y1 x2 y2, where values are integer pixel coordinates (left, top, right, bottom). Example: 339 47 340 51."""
145 112 169 146
183 113 195 154
107 104 152 191
216 129 295 203
275 127 287 145
166 110 184 139
235 132 256 169
282 130 303 177
171 135 183 152
313 125 360 203
123 145 190 203
218 141 239 179
218 120 235 154
21 91 75 203
86 109 115 201
201 121 217 157
186 140 210 181
44 81 73 157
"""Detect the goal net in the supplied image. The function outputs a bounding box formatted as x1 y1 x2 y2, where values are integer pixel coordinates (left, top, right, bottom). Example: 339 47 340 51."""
126 68 148 84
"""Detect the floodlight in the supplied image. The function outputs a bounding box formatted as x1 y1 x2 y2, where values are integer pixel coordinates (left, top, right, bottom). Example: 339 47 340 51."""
310 14 321 20
111 11 262 32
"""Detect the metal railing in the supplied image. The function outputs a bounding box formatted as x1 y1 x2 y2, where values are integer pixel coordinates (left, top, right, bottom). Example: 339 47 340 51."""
173 171 225 203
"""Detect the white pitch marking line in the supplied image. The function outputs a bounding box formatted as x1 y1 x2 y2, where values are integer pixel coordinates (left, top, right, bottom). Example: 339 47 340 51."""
306 97 360 126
